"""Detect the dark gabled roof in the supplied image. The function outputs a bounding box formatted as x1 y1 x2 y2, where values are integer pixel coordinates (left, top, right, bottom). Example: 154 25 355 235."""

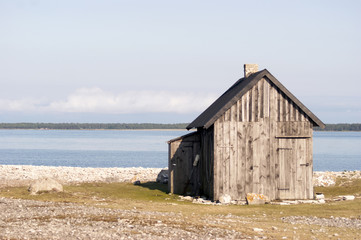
187 69 325 130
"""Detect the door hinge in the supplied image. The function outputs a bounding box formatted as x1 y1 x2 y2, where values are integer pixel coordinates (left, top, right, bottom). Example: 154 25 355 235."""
300 163 310 167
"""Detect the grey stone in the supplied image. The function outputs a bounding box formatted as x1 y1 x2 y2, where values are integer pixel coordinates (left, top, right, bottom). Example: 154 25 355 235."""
28 178 63 195
315 193 325 200
341 195 355 200
156 169 168 184
219 194 231 204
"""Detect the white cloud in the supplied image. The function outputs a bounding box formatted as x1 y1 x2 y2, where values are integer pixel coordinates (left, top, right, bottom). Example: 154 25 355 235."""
0 88 217 114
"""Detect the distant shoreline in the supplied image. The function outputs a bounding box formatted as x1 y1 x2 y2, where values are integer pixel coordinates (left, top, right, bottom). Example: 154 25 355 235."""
0 123 188 130
0 128 189 131
0 123 361 131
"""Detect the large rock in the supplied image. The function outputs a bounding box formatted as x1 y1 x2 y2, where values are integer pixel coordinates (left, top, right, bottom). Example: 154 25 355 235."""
246 193 269 205
156 169 168 184
28 178 63 195
219 194 232 204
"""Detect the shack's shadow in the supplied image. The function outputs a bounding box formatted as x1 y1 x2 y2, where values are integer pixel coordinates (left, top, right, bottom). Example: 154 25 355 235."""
138 181 168 194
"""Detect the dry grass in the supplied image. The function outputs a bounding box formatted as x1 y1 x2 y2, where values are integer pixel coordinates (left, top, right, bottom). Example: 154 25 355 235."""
1 179 360 239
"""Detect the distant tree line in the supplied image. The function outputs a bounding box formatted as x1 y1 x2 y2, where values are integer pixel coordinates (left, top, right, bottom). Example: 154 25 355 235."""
0 123 360 131
314 123 361 132
0 123 188 130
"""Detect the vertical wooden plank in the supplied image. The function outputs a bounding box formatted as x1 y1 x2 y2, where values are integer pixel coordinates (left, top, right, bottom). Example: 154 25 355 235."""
300 111 305 122
214 118 223 200
244 92 249 122
263 79 270 118
245 122 253 195
292 103 297 122
298 107 302 122
289 139 296 199
192 141 200 196
206 128 215 199
230 107 237 199
170 141 181 194
307 126 313 199
282 94 287 122
260 119 270 196
288 101 292 122
258 121 268 195
218 117 223 200
238 99 243 122
224 112 230 196
269 84 278 200
232 103 237 122
294 106 299 121
237 122 246 198
237 99 241 122
278 139 284 199
299 139 307 199
259 79 264 119
254 83 259 121
285 98 289 122
241 93 243 122
252 122 260 194
213 121 218 200
278 90 282 122
249 89 253 122
168 142 174 193
278 139 292 199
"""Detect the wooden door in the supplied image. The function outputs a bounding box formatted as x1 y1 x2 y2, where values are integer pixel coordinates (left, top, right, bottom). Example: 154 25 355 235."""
170 142 193 194
169 141 201 195
277 138 293 199
277 137 310 199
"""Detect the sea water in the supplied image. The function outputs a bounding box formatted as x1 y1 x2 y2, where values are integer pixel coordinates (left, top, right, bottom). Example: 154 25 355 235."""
0 130 359 171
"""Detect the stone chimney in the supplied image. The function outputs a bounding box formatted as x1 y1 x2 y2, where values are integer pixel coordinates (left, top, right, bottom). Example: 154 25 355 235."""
244 64 259 78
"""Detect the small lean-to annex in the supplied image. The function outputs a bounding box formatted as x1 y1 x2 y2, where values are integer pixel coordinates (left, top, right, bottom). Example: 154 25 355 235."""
168 64 325 201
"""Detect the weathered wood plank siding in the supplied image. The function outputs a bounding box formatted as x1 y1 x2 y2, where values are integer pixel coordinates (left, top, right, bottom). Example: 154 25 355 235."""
199 127 214 198
213 77 313 200
168 132 201 195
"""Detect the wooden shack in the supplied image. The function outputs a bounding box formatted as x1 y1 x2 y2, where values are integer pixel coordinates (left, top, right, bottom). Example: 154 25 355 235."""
168 64 325 201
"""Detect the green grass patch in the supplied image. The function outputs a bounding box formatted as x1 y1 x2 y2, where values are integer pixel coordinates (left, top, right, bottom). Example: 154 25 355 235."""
1 179 360 218
314 178 361 198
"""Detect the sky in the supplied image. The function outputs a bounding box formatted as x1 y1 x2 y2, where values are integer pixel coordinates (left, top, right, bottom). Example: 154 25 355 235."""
0 0 360 124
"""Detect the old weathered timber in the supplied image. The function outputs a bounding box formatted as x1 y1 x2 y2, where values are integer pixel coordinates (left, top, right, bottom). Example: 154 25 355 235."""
168 64 324 201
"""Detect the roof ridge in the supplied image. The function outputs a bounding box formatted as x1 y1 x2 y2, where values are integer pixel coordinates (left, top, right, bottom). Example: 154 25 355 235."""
186 68 324 130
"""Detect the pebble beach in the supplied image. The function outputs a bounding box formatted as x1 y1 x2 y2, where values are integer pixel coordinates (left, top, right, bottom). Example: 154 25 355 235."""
0 165 360 239
0 164 360 188
0 165 164 188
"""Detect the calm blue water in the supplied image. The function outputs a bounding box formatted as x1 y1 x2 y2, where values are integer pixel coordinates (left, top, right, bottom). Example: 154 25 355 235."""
0 130 360 171
0 130 188 168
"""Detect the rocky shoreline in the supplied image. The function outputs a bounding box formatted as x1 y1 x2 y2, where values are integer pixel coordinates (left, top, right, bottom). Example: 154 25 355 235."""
0 165 164 188
0 165 360 188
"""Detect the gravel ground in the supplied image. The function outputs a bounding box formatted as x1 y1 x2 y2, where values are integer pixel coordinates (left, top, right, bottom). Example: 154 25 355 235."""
0 197 251 240
0 166 360 239
282 216 361 229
